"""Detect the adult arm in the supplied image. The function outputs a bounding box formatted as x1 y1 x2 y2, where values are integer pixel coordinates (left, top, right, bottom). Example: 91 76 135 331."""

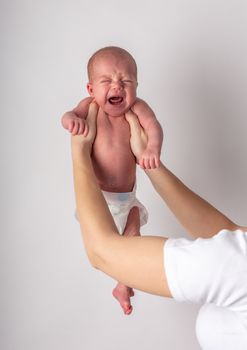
72 103 172 298
126 110 240 238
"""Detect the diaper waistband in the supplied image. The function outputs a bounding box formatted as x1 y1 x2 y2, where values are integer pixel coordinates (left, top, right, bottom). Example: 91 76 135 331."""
102 184 137 205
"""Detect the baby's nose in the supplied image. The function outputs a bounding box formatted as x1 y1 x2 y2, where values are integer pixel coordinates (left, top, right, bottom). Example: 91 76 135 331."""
112 81 123 90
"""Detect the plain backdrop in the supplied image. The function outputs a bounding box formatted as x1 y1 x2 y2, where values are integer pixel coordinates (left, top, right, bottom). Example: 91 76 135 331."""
1 0 247 349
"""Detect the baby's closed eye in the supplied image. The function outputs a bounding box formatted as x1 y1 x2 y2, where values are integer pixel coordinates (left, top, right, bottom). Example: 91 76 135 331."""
100 80 111 84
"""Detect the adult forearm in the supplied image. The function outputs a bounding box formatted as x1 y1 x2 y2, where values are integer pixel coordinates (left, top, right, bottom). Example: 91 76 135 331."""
71 143 118 264
71 141 171 297
145 163 237 238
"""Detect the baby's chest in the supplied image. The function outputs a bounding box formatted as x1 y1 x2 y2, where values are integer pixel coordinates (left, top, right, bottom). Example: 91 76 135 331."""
95 116 131 149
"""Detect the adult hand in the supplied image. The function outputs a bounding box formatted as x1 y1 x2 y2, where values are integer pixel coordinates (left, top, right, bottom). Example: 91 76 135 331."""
125 109 148 166
71 102 98 152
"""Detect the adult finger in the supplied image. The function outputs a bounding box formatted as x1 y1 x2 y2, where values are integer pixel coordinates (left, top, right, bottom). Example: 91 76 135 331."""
149 157 156 169
125 110 143 138
86 102 98 129
82 122 89 136
155 157 160 168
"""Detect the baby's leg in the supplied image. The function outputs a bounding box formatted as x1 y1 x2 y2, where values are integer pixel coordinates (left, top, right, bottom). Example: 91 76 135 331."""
112 206 140 315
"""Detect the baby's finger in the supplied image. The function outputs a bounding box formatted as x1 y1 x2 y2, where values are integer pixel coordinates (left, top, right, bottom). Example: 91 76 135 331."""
143 158 150 170
77 121 84 135
139 157 145 169
68 120 75 133
72 122 80 135
148 159 153 170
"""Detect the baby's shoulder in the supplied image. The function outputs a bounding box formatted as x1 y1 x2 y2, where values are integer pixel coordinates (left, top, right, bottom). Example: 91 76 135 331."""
132 97 149 110
73 97 93 116
132 98 156 119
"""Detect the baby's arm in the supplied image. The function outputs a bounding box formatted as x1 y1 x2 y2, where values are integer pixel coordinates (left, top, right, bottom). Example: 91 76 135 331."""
61 97 93 135
131 98 163 169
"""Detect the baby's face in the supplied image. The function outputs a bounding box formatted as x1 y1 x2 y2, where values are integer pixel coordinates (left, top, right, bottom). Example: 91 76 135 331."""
87 55 137 117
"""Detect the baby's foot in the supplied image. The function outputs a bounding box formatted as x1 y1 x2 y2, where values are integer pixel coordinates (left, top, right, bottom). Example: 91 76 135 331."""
112 283 135 315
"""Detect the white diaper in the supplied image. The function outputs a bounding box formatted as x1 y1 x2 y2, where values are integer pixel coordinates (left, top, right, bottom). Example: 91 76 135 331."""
102 185 148 234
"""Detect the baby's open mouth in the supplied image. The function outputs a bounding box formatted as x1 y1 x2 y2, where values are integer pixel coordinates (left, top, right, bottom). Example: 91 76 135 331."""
108 96 123 105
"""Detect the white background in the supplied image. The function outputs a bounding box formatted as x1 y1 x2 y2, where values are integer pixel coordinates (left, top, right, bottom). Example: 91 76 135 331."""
1 1 247 349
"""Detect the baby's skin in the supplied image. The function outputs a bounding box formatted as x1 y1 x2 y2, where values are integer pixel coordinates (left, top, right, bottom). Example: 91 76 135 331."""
62 48 163 314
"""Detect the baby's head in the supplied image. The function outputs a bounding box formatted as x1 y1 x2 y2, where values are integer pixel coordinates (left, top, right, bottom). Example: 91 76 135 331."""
86 46 138 117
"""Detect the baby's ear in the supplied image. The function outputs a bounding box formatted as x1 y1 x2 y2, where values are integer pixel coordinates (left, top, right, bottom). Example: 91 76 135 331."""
87 83 94 96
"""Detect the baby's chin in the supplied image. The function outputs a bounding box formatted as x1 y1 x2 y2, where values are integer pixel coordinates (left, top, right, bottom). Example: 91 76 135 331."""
101 103 133 117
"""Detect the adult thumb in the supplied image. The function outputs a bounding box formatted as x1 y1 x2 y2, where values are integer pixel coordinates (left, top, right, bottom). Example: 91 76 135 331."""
87 102 98 127
125 110 142 136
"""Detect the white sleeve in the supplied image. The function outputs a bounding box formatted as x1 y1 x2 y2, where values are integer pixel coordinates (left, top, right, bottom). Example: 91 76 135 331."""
164 230 247 312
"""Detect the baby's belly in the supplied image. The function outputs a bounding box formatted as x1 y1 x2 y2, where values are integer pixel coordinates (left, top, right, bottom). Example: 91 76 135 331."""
92 136 136 192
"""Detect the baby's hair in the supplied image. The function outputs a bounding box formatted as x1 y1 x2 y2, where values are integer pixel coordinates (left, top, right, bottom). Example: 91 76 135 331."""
87 46 137 82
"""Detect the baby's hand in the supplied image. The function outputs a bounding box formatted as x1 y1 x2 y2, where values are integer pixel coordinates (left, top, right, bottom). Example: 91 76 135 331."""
139 148 160 169
71 102 98 152
67 116 89 136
